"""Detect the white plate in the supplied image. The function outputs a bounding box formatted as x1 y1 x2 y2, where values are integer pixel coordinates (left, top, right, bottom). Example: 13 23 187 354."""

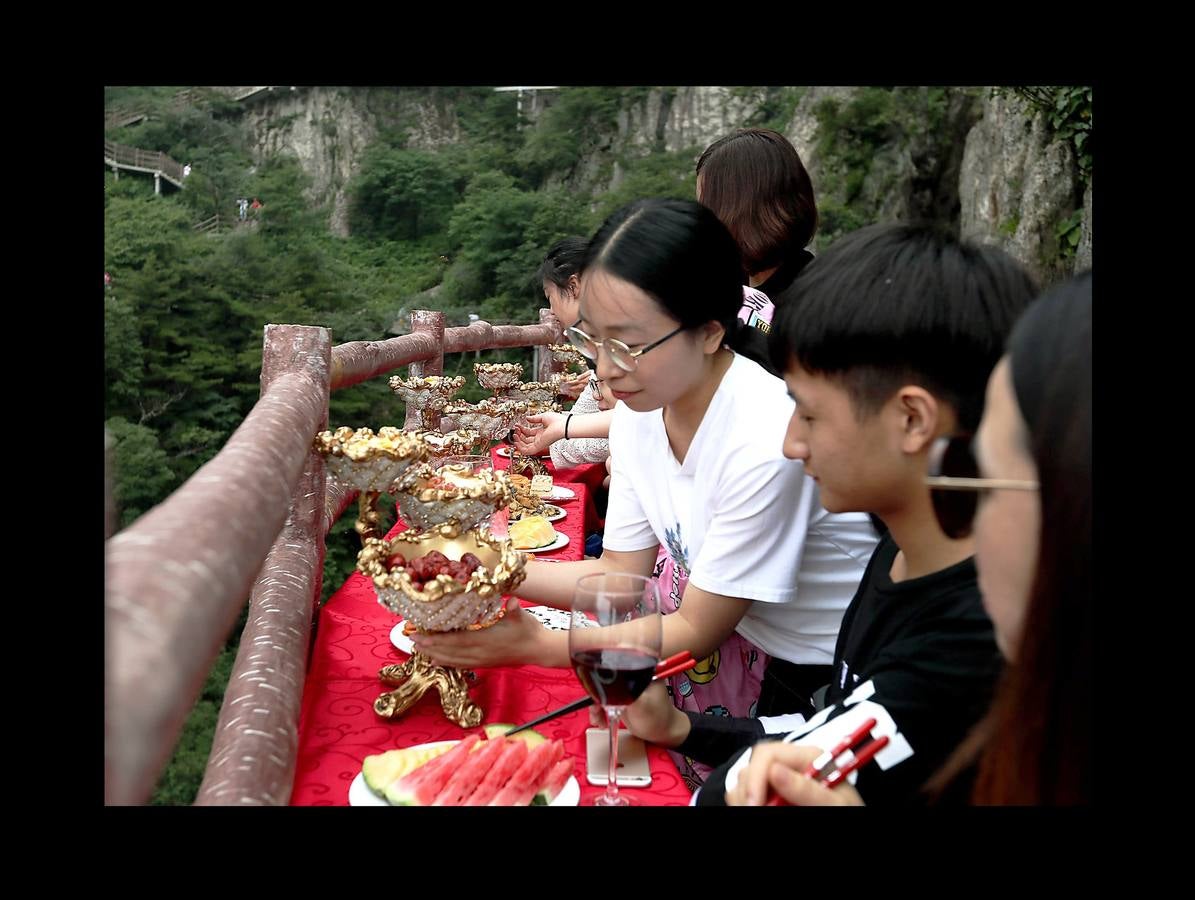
389 603 592 653
546 485 576 501
513 530 569 553
389 622 417 654
348 740 580 806
509 504 565 524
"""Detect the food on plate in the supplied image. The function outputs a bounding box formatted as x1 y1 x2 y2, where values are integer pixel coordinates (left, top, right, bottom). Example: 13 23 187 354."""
362 743 455 797
509 516 556 550
507 473 554 520
530 474 553 495
377 733 574 806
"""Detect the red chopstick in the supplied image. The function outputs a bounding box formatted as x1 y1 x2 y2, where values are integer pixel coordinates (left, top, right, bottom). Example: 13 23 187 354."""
657 650 693 672
803 717 878 780
766 717 883 805
654 656 698 681
822 735 889 789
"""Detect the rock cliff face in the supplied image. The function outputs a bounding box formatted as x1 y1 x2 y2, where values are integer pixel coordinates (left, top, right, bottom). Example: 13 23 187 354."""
240 86 1090 282
958 91 1087 285
239 87 463 237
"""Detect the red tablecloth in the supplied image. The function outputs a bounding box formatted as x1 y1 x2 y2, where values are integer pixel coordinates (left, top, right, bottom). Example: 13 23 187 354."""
291 481 692 806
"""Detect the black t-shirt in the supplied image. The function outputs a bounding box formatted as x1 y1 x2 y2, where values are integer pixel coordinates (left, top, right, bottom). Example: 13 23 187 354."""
686 534 1002 806
732 248 815 377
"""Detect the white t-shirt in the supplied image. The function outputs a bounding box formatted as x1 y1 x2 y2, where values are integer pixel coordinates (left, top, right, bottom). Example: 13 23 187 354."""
603 353 878 665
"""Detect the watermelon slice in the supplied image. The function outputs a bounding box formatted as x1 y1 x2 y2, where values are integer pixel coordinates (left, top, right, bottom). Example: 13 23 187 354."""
483 724 548 749
361 744 454 797
432 736 508 806
463 739 528 806
490 739 565 806
531 757 575 806
385 734 481 806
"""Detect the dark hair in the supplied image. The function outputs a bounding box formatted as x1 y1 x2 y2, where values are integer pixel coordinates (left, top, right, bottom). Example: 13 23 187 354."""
536 236 589 291
970 271 1092 804
581 198 744 339
768 223 1039 432
696 128 817 275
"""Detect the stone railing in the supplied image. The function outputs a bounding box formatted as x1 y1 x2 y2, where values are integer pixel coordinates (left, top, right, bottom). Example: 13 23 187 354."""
105 309 566 805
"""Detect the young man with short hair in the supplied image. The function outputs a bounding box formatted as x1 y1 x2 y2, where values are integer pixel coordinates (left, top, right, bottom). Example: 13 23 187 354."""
616 223 1040 806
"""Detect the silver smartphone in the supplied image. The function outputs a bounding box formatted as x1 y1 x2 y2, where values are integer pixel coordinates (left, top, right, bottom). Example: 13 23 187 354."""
585 728 653 787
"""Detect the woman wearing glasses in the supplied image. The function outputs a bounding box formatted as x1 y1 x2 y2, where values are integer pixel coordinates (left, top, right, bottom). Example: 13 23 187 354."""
726 272 1092 806
418 200 878 787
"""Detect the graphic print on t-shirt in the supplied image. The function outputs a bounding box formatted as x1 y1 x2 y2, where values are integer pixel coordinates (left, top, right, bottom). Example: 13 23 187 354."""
738 286 774 333
663 522 689 610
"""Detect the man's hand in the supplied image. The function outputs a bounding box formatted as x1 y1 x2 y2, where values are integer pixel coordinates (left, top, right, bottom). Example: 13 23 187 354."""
725 741 866 807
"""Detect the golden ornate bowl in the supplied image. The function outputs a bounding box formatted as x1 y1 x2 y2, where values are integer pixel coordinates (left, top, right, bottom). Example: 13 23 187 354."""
388 374 466 411
474 361 524 392
395 463 513 532
440 398 528 440
502 376 563 404
359 528 527 632
314 427 430 492
548 343 587 371
420 429 485 462
520 399 562 417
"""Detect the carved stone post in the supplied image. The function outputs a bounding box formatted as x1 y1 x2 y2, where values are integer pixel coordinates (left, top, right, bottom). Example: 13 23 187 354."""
538 308 565 383
405 309 445 430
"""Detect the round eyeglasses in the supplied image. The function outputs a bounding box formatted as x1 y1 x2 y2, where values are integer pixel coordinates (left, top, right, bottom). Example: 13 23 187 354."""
566 324 686 373
925 435 1039 539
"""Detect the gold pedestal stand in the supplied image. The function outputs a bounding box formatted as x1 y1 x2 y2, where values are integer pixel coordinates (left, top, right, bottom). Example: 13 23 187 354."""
374 651 483 728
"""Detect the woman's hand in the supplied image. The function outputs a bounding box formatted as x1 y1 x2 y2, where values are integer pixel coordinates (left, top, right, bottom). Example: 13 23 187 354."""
514 412 565 456
725 741 866 807
559 370 593 400
589 681 691 748
414 602 554 668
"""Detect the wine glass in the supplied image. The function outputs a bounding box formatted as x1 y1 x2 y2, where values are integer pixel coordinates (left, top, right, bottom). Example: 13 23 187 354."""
568 573 662 806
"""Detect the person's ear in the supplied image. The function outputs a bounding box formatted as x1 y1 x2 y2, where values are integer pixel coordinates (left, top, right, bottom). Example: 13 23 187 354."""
698 320 726 354
566 274 581 300
893 385 940 454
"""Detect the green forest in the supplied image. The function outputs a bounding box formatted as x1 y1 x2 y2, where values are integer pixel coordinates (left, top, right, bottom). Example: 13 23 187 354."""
105 85 1089 804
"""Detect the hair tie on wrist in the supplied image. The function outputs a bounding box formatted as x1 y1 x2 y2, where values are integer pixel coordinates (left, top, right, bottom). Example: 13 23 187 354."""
564 413 574 441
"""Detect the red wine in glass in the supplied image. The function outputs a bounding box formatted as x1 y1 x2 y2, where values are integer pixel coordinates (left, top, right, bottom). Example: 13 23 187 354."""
570 648 656 708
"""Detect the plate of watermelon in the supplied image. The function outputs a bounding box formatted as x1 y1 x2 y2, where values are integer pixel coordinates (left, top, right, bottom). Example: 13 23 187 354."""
349 729 579 806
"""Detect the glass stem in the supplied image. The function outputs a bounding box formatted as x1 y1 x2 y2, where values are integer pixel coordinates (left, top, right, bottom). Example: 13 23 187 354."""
606 708 622 804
